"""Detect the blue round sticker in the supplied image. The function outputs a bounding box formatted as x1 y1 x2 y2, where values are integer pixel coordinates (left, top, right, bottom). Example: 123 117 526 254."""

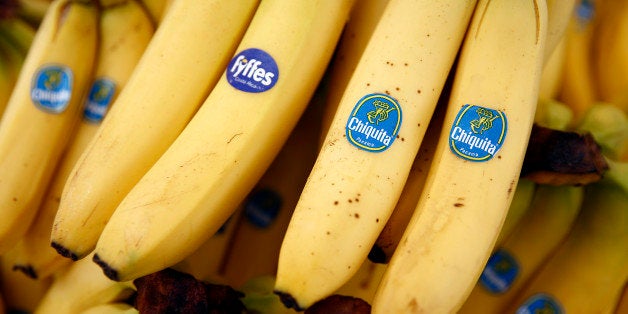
345 93 402 153
480 248 520 294
83 78 116 123
31 64 73 113
515 293 564 314
226 48 278 93
449 104 507 162
244 188 282 228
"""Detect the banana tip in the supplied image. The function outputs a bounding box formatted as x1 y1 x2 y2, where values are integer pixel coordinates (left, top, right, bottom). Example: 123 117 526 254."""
92 253 119 281
50 241 79 261
12 264 38 279
274 290 304 311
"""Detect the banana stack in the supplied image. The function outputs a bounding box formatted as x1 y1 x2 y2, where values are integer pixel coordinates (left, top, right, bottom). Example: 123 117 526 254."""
0 0 626 313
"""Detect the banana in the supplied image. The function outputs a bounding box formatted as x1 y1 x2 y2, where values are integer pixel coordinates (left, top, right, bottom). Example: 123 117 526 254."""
10 0 155 281
0 38 20 117
0 15 36 55
558 0 599 125
0 0 99 254
15 0 52 26
544 0 577 62
576 102 628 161
91 0 356 283
615 283 628 314
34 252 136 314
318 0 390 144
590 0 628 113
138 0 172 25
493 178 537 247
459 184 584 314
368 90 448 264
370 0 547 312
0 252 53 313
333 259 387 305
80 303 138 314
220 84 325 288
274 1 477 309
506 161 628 313
537 35 566 102
50 0 260 261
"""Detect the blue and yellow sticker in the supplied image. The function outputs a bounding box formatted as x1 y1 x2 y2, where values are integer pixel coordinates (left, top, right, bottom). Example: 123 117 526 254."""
480 249 520 294
515 293 564 314
243 188 282 228
31 64 73 113
345 93 402 152
83 78 116 123
226 48 279 93
449 104 507 161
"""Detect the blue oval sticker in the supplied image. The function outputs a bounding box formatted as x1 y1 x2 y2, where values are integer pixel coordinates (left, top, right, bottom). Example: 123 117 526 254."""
226 48 278 93
449 104 507 162
244 188 282 228
345 93 402 152
83 78 116 123
480 248 520 294
515 293 564 314
31 64 73 113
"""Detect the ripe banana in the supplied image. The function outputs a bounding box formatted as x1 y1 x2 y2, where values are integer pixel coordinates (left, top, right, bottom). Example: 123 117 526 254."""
138 0 172 25
459 184 584 314
576 102 628 162
319 0 390 143
0 252 53 313
50 0 260 261
493 178 536 247
33 253 136 314
616 283 628 314
544 0 577 61
333 259 387 305
537 35 566 101
558 0 599 125
0 0 99 254
507 161 628 313
371 0 547 312
220 87 324 288
591 0 628 113
274 1 477 309
91 0 356 283
10 0 155 280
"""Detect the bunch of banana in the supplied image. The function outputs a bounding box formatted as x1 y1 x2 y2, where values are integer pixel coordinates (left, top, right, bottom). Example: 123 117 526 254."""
274 0 477 309
50 0 260 261
9 0 155 281
0 0 99 254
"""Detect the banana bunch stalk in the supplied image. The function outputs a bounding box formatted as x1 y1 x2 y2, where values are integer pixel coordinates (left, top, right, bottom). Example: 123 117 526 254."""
372 0 547 312
0 0 99 254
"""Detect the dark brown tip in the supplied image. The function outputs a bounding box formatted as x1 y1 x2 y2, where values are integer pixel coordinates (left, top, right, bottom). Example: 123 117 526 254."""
92 253 119 281
305 294 371 314
367 245 388 264
12 264 38 279
274 291 305 312
50 242 79 261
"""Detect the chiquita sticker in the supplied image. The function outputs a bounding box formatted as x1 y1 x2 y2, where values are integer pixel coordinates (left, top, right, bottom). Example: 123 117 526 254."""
449 104 507 161
345 93 402 152
226 48 279 93
83 78 116 123
31 64 73 113
515 293 564 314
479 249 520 294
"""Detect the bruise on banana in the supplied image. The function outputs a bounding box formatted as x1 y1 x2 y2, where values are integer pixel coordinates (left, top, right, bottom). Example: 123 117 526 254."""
521 124 609 186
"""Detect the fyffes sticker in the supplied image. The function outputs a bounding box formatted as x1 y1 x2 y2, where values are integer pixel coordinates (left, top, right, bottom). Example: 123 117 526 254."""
479 249 520 294
515 293 564 314
226 48 279 93
31 64 73 113
345 93 402 152
83 78 116 123
244 188 282 228
449 104 507 161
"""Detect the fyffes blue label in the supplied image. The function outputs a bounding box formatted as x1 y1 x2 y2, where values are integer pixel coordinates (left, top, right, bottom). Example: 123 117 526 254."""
345 93 402 152
226 48 278 93
244 188 282 228
31 64 73 113
515 293 564 314
480 249 520 294
83 78 116 123
449 104 507 161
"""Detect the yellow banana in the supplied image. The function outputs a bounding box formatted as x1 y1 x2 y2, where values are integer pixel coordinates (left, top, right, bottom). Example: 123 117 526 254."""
591 0 628 113
615 283 628 314
0 0 99 254
91 0 355 283
50 0 260 261
558 0 599 125
10 0 155 281
0 252 53 313
371 0 547 312
333 259 387 305
274 0 477 309
220 86 325 288
15 0 52 26
459 184 584 314
576 102 628 162
0 15 36 55
80 303 138 314
538 35 566 102
544 0 577 61
507 160 628 313
34 252 136 314
318 0 390 143
138 0 172 25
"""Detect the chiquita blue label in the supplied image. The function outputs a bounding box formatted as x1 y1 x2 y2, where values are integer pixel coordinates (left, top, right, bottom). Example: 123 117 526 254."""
449 104 507 161
244 188 282 228
226 48 279 93
31 64 73 113
479 248 520 294
515 293 564 314
83 78 116 123
345 93 402 152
